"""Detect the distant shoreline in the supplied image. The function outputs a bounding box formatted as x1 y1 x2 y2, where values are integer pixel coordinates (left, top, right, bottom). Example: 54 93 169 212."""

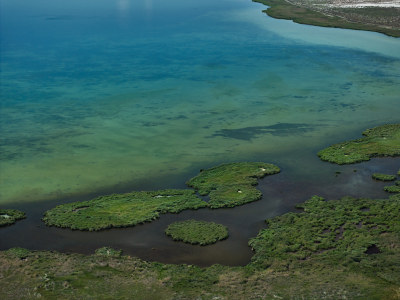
254 0 400 37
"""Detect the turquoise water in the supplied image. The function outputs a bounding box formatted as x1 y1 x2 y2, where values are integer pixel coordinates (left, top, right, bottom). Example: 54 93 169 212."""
1 0 400 205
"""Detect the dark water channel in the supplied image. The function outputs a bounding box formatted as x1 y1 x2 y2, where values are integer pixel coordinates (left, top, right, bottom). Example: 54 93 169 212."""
1 155 398 267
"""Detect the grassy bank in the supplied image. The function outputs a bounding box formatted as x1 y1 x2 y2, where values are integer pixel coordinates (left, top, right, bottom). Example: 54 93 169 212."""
253 0 400 37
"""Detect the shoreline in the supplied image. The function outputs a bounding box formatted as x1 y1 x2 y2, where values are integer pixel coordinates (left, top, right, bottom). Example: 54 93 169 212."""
253 0 400 37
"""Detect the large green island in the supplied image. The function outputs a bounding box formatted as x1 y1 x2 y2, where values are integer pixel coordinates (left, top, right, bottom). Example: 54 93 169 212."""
43 162 280 231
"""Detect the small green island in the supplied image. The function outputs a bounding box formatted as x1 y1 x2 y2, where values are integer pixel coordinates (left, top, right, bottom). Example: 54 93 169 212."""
165 220 229 246
187 162 280 208
318 124 400 164
43 189 207 231
0 209 26 227
372 173 397 182
43 162 280 230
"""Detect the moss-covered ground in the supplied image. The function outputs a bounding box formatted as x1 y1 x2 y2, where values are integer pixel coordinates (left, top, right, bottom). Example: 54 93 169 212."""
187 162 280 208
318 124 400 164
165 220 229 246
0 209 26 227
43 189 207 231
1 194 399 299
254 0 400 37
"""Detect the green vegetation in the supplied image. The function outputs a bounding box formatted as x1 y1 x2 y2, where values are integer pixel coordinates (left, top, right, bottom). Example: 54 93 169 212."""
372 173 397 181
43 189 207 231
1 194 399 299
43 162 281 230
0 209 26 227
249 196 399 267
95 247 122 257
165 220 229 246
254 0 400 37
318 124 400 164
187 162 280 208
384 185 400 193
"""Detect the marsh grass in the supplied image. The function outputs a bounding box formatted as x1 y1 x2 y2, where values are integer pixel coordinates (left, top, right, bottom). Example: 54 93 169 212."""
318 124 400 164
0 209 26 227
372 173 396 181
42 189 207 231
249 195 400 274
187 162 280 208
2 194 399 299
165 220 228 246
384 185 400 193
43 162 281 230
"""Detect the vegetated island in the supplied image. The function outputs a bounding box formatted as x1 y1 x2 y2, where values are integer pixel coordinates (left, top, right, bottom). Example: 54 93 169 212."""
254 0 400 37
0 209 26 227
318 123 400 164
187 162 280 208
43 189 207 231
43 162 280 230
1 194 398 299
165 220 229 246
372 172 397 181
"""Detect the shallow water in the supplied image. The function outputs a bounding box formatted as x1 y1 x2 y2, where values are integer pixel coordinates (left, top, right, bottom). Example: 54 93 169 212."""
0 0 399 265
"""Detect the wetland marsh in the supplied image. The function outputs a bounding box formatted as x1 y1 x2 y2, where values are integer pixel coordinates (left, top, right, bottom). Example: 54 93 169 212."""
1 0 400 273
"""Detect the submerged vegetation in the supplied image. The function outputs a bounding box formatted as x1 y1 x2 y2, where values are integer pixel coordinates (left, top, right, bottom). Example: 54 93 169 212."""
318 124 400 164
165 220 229 246
187 162 280 208
43 189 207 231
1 194 399 299
0 209 26 227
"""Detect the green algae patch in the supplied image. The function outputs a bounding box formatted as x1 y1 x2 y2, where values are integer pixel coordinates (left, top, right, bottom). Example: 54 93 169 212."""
43 189 207 231
0 209 26 227
372 173 397 181
318 124 400 164
165 220 228 246
187 162 280 208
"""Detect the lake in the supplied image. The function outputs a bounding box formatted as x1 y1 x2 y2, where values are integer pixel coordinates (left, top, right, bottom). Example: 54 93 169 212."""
0 0 399 265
